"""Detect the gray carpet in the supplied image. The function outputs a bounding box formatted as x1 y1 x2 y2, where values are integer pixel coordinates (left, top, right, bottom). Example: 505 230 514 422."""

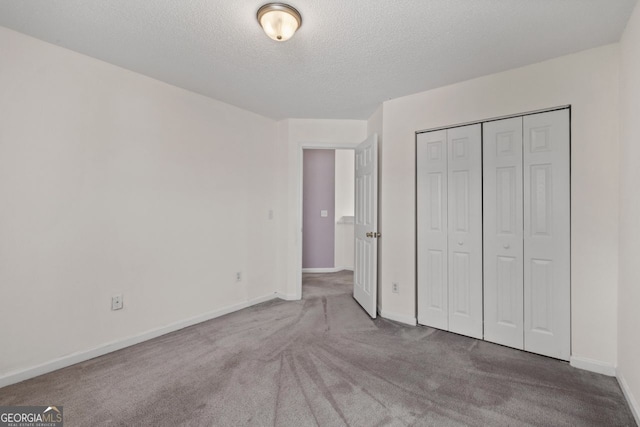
0 271 635 426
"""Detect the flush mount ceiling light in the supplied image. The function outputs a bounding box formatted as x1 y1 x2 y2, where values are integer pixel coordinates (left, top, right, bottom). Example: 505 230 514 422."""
257 3 302 42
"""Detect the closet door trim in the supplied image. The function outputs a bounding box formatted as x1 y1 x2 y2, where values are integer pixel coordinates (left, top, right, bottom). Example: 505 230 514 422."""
415 105 570 135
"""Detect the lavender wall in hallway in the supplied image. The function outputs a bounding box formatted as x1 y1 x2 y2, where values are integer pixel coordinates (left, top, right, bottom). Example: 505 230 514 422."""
303 149 335 268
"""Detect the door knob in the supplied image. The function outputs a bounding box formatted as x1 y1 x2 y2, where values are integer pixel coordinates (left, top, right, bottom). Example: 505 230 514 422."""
458 241 463 246
366 232 373 238
503 243 510 249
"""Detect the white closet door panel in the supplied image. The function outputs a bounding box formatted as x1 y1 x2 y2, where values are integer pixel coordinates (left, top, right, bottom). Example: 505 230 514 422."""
483 117 524 349
417 130 448 330
523 109 570 361
447 124 483 339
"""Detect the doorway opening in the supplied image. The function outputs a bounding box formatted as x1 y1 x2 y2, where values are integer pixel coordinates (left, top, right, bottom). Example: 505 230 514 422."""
301 148 355 297
296 134 378 318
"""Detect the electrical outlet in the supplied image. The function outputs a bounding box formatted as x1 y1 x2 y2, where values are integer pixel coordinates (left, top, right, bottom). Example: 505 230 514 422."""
111 294 123 311
236 272 242 282
392 283 399 294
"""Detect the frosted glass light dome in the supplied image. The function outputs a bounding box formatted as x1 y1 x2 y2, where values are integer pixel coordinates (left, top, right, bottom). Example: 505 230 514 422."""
257 3 302 42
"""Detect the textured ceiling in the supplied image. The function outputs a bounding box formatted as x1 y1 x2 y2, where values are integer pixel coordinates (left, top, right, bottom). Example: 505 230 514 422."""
0 0 636 119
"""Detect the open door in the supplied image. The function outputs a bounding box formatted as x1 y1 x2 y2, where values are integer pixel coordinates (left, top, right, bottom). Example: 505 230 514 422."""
353 134 378 318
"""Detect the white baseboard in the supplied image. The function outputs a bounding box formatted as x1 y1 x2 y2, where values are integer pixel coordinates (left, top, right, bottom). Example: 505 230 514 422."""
301 267 353 273
248 293 281 305
618 373 640 426
276 292 299 301
380 310 417 326
302 267 342 273
569 356 616 376
0 292 279 389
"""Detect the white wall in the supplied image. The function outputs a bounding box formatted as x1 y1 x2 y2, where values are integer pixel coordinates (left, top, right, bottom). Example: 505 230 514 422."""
379 45 620 368
335 149 355 270
618 0 640 421
275 119 367 298
0 27 278 380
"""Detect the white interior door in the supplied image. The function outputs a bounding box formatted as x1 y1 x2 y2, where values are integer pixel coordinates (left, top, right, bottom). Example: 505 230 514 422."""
483 117 525 349
447 124 483 339
523 109 571 360
354 134 378 318
417 130 449 329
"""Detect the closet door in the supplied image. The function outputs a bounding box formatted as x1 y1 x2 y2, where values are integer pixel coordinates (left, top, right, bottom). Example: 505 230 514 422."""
523 109 570 361
417 130 449 330
447 124 483 339
483 117 524 349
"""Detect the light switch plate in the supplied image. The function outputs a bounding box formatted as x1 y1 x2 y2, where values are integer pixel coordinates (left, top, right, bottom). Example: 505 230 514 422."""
320 210 328 217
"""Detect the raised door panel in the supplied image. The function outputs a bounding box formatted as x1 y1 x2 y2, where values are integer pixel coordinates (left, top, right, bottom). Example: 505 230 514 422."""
354 134 378 318
523 109 570 361
447 124 482 339
417 130 448 330
483 117 524 349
